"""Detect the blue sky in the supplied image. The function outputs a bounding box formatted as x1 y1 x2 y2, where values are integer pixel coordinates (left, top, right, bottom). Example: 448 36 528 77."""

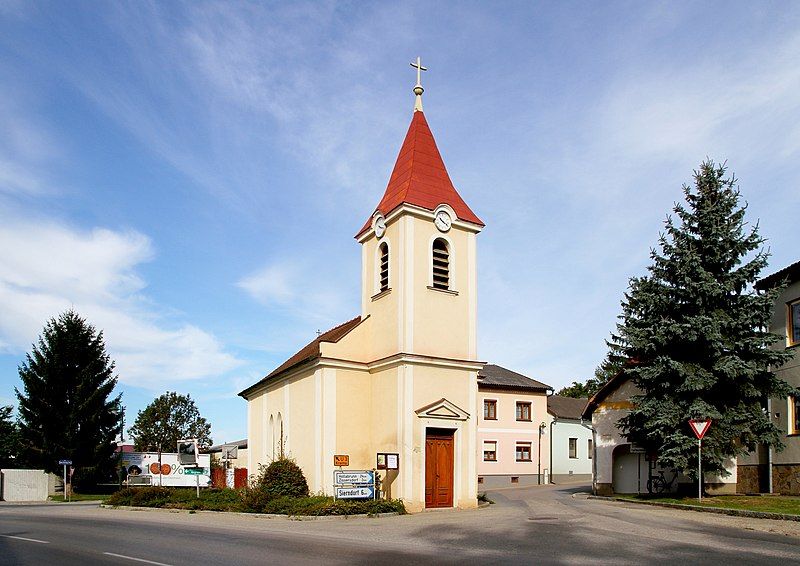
1 1 798 444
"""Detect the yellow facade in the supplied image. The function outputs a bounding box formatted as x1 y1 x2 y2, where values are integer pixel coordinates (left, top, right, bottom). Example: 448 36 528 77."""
243 185 483 511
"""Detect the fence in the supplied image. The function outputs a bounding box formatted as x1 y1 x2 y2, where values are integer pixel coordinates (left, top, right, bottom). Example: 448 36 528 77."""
211 467 248 489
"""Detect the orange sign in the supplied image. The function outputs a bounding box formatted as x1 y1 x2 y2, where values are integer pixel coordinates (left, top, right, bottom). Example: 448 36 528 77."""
333 454 349 467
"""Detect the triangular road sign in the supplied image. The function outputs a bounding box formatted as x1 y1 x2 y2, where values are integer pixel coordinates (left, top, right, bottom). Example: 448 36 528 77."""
689 419 712 439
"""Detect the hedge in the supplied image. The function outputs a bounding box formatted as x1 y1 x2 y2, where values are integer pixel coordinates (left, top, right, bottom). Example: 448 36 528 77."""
105 487 405 516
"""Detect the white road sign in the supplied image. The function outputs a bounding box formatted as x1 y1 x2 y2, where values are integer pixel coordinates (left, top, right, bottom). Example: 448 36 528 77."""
334 470 374 486
335 486 374 499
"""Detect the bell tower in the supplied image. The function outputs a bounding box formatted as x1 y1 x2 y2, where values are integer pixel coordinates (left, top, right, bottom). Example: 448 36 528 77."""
355 59 484 362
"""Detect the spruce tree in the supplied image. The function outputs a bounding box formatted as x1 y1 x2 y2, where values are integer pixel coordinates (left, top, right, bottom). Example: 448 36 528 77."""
0 405 21 468
16 310 122 485
612 161 793 480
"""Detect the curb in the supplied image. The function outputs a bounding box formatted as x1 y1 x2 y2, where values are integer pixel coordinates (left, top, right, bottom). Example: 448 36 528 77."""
587 495 800 522
99 504 401 520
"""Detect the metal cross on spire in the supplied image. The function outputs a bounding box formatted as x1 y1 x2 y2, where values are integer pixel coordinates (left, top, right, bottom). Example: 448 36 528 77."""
410 56 427 112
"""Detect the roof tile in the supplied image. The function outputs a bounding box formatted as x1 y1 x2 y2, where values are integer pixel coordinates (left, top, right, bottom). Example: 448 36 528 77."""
357 111 483 237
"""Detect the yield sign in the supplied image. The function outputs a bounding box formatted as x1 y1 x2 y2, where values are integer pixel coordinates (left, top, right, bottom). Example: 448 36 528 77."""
689 419 712 439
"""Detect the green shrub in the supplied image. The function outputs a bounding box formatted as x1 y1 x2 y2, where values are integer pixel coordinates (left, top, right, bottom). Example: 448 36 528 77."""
255 458 309 498
130 486 171 507
240 486 271 513
105 485 405 516
199 488 242 511
105 487 136 506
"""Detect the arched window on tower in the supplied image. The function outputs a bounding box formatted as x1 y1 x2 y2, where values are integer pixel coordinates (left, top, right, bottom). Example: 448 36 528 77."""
432 238 450 290
379 242 389 292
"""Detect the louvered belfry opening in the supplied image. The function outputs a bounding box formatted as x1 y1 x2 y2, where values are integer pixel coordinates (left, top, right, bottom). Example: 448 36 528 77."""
432 238 449 290
379 242 389 291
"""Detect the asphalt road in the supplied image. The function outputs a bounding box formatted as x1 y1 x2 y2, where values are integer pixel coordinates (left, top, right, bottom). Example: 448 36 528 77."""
1 485 798 565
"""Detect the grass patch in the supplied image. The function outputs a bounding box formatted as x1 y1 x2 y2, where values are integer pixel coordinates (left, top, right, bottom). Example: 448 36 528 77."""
49 493 109 503
105 486 405 516
617 494 800 516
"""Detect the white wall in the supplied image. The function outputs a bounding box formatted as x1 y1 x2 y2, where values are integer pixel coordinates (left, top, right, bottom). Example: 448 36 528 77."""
550 418 593 479
0 469 49 501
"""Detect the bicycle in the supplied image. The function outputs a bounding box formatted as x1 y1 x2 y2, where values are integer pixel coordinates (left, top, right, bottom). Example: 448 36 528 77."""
647 469 678 494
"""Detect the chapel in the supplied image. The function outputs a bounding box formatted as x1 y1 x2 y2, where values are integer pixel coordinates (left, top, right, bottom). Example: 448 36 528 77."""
240 61 485 511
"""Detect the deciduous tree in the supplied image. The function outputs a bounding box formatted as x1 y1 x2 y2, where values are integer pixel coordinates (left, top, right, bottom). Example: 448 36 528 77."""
129 391 211 452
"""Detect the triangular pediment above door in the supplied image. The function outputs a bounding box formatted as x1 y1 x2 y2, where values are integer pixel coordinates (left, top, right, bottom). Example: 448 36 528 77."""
415 398 470 421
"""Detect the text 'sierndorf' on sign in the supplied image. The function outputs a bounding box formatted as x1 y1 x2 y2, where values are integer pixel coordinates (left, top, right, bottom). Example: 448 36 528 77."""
335 486 374 499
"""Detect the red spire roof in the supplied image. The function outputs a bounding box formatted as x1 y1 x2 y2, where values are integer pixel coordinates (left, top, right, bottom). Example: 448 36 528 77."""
357 111 483 237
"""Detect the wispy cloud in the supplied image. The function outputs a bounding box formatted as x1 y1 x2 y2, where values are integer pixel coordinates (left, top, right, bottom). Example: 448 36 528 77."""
51 2 417 218
237 259 352 330
0 82 60 196
0 217 242 388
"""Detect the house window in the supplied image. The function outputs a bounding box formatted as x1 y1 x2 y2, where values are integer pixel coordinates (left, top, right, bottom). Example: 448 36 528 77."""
379 242 389 292
432 238 450 290
790 300 800 346
515 442 532 462
483 441 497 461
516 402 531 421
790 396 800 435
478 476 484 484
568 437 578 459
484 399 497 420
588 438 593 459
511 476 519 484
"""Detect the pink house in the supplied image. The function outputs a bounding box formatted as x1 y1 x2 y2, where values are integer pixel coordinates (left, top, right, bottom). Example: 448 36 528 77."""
477 364 553 489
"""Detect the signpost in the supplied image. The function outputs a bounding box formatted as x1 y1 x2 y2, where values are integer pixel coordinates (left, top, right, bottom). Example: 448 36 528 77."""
689 419 712 501
333 470 376 501
184 466 204 497
58 459 72 501
333 454 349 467
335 486 375 499
334 470 374 486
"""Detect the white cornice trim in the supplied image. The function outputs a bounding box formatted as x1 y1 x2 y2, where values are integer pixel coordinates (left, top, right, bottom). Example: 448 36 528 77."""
243 352 484 398
369 352 485 372
357 203 483 243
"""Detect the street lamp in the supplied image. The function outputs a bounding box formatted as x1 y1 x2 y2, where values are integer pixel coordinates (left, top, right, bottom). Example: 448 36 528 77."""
538 421 547 484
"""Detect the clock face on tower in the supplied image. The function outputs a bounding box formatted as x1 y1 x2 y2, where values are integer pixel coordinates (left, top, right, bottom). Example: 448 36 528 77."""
374 215 386 238
434 210 452 232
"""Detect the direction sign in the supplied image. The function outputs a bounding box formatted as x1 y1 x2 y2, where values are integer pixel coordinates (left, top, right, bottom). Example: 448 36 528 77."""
58 459 72 466
334 470 374 486
333 454 349 467
335 486 374 499
183 467 204 475
689 419 712 439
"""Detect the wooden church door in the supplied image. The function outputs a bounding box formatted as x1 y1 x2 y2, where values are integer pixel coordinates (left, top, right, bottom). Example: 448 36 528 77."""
425 429 454 508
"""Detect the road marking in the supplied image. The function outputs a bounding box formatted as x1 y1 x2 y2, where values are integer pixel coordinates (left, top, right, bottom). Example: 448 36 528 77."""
0 534 50 544
103 552 173 566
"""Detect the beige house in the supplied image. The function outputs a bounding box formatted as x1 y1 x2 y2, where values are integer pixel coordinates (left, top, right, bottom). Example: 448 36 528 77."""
739 260 800 495
583 376 736 495
239 80 484 512
477 364 552 489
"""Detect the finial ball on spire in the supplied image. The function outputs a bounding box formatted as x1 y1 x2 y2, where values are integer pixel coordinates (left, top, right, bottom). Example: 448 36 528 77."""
410 56 427 112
